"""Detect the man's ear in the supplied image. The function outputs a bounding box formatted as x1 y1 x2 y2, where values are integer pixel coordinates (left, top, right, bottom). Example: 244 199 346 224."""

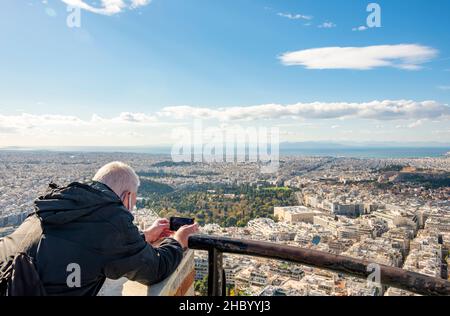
121 191 129 207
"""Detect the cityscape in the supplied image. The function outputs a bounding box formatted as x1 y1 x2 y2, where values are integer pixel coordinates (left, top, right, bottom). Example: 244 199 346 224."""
1 150 449 296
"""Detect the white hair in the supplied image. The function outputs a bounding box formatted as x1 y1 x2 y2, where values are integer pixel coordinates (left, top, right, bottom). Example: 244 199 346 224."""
93 162 140 198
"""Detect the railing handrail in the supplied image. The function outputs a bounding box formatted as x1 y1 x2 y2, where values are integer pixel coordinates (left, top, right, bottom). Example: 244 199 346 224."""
188 234 450 296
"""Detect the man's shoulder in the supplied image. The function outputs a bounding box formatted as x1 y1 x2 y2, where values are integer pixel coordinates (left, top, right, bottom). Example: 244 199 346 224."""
0 215 42 262
95 201 135 233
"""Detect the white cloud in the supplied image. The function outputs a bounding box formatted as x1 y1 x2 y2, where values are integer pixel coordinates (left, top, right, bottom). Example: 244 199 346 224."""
0 126 18 134
408 120 424 128
2 102 449 145
318 22 336 28
396 119 425 129
61 0 151 15
112 112 157 123
0 113 86 130
4 100 448 134
0 112 159 132
0 112 167 146
158 100 450 122
277 12 312 20
438 85 450 91
352 26 368 32
279 44 438 70
432 129 450 135
130 0 150 8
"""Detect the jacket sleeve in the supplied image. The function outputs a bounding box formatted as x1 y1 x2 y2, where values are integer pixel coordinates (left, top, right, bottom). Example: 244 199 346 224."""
104 216 184 286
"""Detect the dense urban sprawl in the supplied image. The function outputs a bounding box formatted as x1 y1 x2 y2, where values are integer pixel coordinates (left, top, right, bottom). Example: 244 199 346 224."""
1 150 449 296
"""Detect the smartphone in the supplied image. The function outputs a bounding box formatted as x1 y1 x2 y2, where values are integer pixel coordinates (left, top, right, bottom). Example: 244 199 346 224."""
170 217 194 231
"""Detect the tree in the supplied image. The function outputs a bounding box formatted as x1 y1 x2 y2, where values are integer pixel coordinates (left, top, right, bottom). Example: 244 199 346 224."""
225 216 237 227
194 276 208 296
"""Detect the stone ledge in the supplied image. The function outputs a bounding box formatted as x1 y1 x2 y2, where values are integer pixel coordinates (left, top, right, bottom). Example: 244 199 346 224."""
99 250 195 296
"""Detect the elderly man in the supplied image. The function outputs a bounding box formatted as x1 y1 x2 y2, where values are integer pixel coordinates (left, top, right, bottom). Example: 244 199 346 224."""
0 162 198 296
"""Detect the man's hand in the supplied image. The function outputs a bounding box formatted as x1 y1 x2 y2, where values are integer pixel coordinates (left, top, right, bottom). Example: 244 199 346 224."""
143 218 171 244
173 223 199 249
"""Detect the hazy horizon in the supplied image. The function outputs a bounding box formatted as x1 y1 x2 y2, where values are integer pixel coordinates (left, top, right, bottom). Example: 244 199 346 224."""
1 142 449 159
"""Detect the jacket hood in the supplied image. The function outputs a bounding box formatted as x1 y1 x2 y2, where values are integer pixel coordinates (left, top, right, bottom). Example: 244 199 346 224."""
34 182 124 225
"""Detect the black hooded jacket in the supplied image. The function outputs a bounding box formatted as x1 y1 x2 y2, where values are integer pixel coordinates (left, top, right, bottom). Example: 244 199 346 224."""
0 181 183 296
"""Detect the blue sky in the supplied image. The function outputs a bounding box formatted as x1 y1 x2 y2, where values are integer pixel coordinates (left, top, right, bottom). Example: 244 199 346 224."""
0 0 449 146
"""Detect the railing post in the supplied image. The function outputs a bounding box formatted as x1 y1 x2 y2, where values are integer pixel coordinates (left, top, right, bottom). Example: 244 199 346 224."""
208 248 224 296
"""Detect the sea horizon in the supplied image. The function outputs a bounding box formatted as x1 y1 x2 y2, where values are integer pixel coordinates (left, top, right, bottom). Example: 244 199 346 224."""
1 144 449 159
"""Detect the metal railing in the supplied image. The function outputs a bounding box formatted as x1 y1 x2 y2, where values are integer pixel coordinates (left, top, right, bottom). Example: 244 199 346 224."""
188 235 450 296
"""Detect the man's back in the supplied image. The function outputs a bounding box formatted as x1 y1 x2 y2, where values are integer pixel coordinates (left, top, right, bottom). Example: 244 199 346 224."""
0 182 183 296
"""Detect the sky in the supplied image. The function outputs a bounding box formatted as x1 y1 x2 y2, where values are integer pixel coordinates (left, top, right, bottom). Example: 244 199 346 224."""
0 0 449 147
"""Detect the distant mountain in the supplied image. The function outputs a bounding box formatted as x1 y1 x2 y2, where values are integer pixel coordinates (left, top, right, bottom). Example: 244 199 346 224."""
280 141 450 149
278 142 450 158
280 142 348 149
0 146 172 154
1 142 449 158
